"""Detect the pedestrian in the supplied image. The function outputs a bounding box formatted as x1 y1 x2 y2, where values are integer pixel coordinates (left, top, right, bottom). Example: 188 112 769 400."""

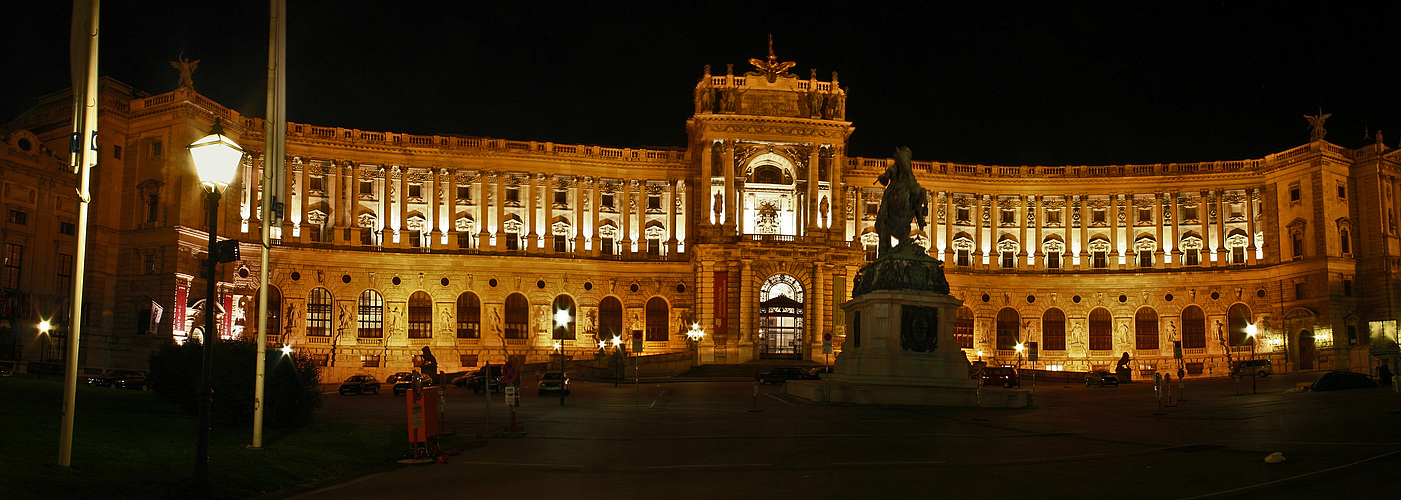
1379 362 1393 386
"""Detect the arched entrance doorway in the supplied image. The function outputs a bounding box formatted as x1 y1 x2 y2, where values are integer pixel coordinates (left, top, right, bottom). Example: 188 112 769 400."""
1298 330 1315 370
759 274 804 359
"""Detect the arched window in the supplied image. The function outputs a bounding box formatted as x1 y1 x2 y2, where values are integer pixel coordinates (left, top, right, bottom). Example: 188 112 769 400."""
1227 303 1252 346
456 292 480 339
1181 305 1206 349
954 306 974 349
357 289 383 338
407 291 432 339
995 307 1019 350
599 296 623 340
552 295 576 340
1089 308 1112 351
260 286 282 338
1043 308 1066 350
1135 308 1158 350
504 293 528 339
306 287 332 337
646 297 669 341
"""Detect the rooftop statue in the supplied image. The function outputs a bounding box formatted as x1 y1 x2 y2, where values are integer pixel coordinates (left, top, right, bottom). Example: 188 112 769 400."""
171 52 199 89
1305 108 1330 142
747 34 796 83
852 147 948 296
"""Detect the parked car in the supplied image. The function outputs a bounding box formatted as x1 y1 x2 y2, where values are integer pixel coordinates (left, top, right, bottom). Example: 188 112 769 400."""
538 371 571 396
338 374 381 395
87 370 148 390
392 373 437 396
1311 370 1378 391
459 365 505 394
1231 359 1273 378
758 366 809 385
805 366 834 380
385 371 415 385
973 367 1020 388
1085 370 1119 387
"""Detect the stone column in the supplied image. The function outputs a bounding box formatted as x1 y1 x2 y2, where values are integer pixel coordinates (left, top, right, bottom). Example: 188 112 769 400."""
397 166 409 248
526 173 540 254
621 179 634 258
722 141 737 233
1018 195 1030 266
1198 190 1210 266
974 194 985 269
807 145 820 232
811 262 825 360
739 259 755 359
1033 195 1044 269
1214 190 1227 266
430 169 443 247
327 161 340 235
667 180 679 257
590 180 602 256
1108 193 1121 270
377 166 391 246
574 177 586 254
1078 195 1089 270
495 173 506 251
1154 192 1165 269
1246 187 1258 265
348 164 361 247
476 171 489 250
701 141 714 226
833 146 846 240
1169 191 1181 268
543 175 555 254
297 161 311 242
944 192 955 263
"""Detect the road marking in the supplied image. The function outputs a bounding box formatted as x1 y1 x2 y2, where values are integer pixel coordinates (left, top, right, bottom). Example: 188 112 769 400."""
647 463 771 469
764 393 794 405
1179 449 1401 499
831 460 948 466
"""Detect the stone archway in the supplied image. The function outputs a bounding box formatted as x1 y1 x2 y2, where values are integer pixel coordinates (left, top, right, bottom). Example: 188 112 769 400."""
758 273 804 359
1298 330 1315 370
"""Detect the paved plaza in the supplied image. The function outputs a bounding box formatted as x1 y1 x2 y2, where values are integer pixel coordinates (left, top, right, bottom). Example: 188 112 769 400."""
288 372 1401 499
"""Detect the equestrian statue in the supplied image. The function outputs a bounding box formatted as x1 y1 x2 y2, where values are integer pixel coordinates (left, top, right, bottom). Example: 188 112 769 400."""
852 147 949 296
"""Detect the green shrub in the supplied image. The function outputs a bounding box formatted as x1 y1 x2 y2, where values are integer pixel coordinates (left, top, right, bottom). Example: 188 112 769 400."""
148 339 323 427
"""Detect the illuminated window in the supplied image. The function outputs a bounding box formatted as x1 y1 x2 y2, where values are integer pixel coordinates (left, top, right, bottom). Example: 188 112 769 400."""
552 295 576 340
407 291 432 339
361 354 380 368
954 306 974 349
1042 309 1065 350
456 292 480 338
306 288 332 337
1089 308 1112 351
357 290 383 338
504 293 528 339
995 308 1019 350
646 297 669 341
1181 306 1206 349
1135 308 1158 350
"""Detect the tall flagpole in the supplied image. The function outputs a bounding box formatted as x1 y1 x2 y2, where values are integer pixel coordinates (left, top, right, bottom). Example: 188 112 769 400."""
60 0 99 468
253 0 287 449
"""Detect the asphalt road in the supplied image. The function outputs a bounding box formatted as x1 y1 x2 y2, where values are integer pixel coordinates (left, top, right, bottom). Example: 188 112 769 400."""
290 372 1401 499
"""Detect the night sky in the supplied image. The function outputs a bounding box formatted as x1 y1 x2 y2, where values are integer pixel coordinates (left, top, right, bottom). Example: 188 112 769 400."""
5 1 1400 166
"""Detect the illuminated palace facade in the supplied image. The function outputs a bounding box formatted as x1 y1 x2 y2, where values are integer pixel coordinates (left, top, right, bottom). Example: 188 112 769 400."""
3 56 1397 381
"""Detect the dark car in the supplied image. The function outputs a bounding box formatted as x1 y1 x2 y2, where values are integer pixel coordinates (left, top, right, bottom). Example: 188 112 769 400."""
538 371 570 396
974 367 1020 388
804 366 834 380
87 370 148 390
392 373 437 396
758 366 809 385
458 366 505 394
338 374 381 395
385 371 414 385
1085 370 1119 387
1311 370 1379 391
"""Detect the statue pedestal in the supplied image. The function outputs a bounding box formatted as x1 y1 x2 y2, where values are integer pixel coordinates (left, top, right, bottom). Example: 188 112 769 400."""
787 289 1032 408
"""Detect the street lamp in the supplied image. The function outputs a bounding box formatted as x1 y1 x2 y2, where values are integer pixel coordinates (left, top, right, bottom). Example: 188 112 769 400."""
686 323 705 367
1015 342 1025 370
280 344 293 356
188 118 243 497
1245 324 1258 394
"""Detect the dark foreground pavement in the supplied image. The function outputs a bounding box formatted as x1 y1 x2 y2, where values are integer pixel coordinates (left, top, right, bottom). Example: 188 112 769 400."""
281 371 1401 499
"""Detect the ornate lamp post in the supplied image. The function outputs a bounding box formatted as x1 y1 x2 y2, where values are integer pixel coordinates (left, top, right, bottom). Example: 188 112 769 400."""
187 118 243 496
686 323 706 367
1245 324 1258 394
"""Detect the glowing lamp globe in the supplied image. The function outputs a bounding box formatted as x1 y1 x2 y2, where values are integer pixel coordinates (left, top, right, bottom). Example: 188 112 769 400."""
187 119 244 189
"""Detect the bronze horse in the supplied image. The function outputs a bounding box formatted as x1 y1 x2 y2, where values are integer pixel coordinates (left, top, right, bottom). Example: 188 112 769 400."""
874 147 929 257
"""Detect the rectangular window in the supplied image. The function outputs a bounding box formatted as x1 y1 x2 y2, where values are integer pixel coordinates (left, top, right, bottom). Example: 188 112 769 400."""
554 235 567 252
506 187 520 203
147 194 159 223
144 254 156 274
7 210 26 225
865 245 878 262
457 232 471 249
409 231 421 248
458 184 471 201
956 249 970 267
602 194 614 208
1232 246 1245 264
309 354 329 367
1000 210 1015 224
56 254 74 295
1001 252 1015 269
1138 250 1153 268
361 354 381 368
1046 252 1060 269
2 244 22 289
151 141 162 157
459 354 478 367
1092 210 1106 223
1046 209 1061 225
554 191 567 205
309 176 324 193
1185 249 1200 266
505 232 519 251
59 221 76 236
601 237 614 255
1092 251 1107 269
1343 279 1352 297
1290 186 1301 202
1183 206 1198 221
1138 208 1151 223
408 184 422 198
957 207 970 223
359 180 373 195
647 239 661 257
647 195 661 210
1340 230 1351 254
1338 184 1347 199
113 145 122 160
1292 233 1304 259
865 202 878 217
1294 282 1307 300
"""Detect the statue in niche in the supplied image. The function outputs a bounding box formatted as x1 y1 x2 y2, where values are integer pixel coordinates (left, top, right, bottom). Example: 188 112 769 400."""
1305 108 1331 142
387 306 401 336
713 192 723 220
336 303 350 338
722 87 738 113
833 89 846 119
170 52 199 89
820 196 830 226
807 90 823 118
440 306 453 332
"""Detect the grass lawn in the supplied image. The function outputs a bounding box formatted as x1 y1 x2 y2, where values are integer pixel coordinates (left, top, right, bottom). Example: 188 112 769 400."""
0 377 404 499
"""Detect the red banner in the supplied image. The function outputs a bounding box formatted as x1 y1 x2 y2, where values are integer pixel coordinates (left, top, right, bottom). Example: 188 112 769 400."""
714 271 727 334
222 291 234 339
174 282 187 336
